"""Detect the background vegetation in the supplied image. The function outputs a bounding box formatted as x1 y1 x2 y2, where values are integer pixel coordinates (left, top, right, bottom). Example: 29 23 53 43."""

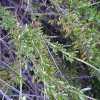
0 0 100 100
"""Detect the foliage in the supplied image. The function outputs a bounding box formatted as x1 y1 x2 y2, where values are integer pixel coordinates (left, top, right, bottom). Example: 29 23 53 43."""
0 0 100 100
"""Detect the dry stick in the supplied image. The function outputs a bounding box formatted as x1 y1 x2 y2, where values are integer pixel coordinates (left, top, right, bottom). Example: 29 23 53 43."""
2 87 9 100
9 94 45 99
74 57 100 73
0 90 11 100
19 59 22 100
